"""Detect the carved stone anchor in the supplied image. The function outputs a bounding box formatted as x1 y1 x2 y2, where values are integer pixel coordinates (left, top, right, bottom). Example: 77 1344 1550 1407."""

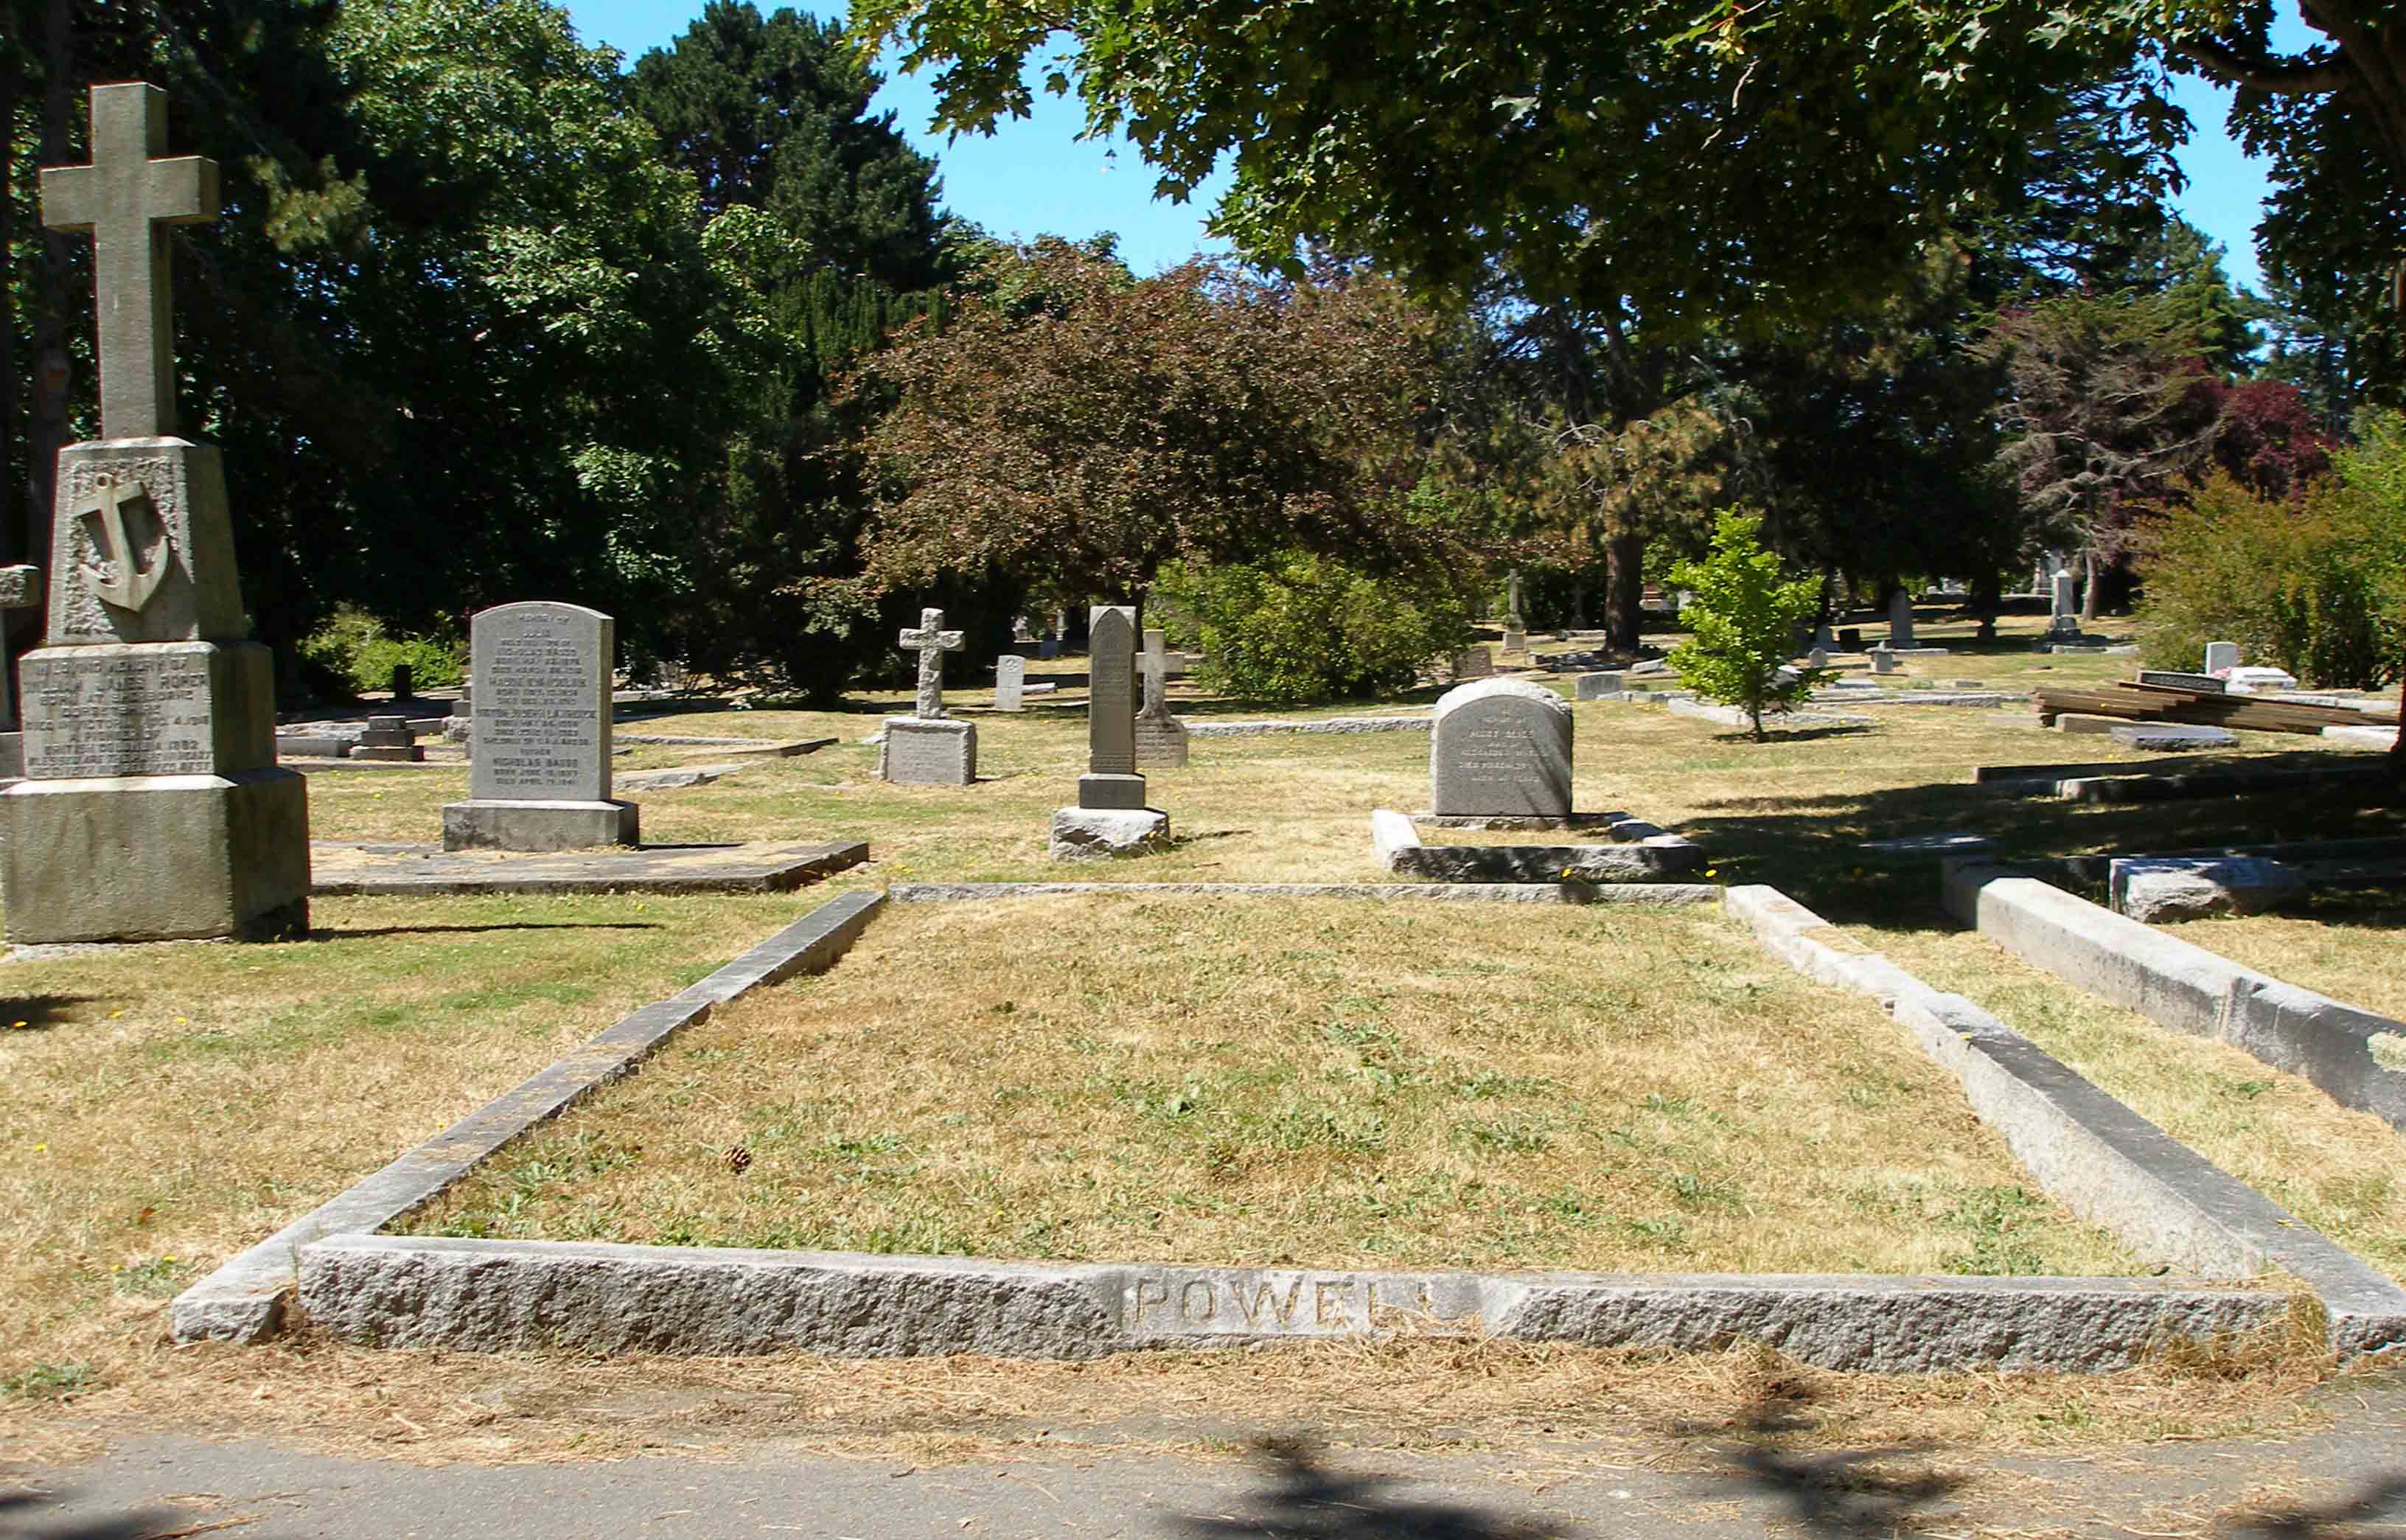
74 472 171 613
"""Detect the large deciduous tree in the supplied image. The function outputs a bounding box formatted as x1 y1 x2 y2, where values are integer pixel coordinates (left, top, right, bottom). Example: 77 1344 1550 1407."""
854 240 1440 605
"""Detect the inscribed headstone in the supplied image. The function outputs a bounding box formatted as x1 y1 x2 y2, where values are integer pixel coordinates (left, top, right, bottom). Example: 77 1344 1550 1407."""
995 654 1026 711
1429 677 1572 818
442 601 637 850
2048 571 2079 635
2204 641 2239 675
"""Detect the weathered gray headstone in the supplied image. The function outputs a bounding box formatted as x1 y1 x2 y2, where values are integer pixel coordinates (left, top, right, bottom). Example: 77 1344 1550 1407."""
1429 678 1572 819
994 654 1026 711
442 602 637 851
3 83 309 943
1452 644 1493 681
2204 641 2240 675
2110 856 2306 923
1055 604 1166 857
2048 570 2080 635
0 565 43 772
1888 590 1915 648
1871 649 1900 675
879 607 974 784
1134 627 1189 768
1573 672 1623 700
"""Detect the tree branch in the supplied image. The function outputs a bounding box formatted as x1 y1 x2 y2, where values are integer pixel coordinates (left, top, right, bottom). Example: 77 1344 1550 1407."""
2174 35 2356 96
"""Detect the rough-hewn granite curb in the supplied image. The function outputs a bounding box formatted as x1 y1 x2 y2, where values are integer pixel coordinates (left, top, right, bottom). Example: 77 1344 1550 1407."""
1725 883 2406 1359
1942 860 2406 1134
296 1235 2289 1373
1982 762 2392 804
888 881 1719 905
170 890 886 1343
1183 717 1431 737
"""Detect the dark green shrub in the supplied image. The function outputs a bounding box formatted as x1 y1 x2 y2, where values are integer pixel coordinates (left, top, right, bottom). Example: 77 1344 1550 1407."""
298 605 467 697
2136 416 2406 689
1154 551 1474 704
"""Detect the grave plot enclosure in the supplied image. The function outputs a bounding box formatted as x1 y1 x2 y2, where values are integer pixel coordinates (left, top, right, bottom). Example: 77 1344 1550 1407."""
406 896 2136 1280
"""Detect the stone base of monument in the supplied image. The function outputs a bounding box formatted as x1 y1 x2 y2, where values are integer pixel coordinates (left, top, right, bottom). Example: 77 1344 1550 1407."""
0 733 21 782
441 798 639 853
1 768 310 943
1050 806 1171 860
1376 809 1706 882
878 717 976 786
315 838 868 896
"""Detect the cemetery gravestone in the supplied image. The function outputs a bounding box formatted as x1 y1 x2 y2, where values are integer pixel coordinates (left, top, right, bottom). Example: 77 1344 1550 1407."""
879 607 976 786
1453 644 1494 681
1888 590 1915 649
1134 628 1190 768
352 714 424 762
1429 677 1573 820
3 83 310 942
2048 571 2080 635
994 654 1026 711
442 602 637 851
0 565 43 778
1053 604 1168 857
2205 641 2240 675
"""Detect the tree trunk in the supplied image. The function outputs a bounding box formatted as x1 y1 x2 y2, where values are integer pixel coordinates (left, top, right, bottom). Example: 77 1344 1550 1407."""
1604 530 1645 652
2080 548 2100 622
2392 656 2405 788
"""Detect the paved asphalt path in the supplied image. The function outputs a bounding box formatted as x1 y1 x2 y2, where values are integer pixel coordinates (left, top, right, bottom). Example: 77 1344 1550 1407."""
7 1374 2406 1540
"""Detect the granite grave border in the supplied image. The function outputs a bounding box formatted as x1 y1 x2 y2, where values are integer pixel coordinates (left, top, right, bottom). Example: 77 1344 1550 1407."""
170 889 886 1342
179 880 2404 1368
1940 859 2406 1133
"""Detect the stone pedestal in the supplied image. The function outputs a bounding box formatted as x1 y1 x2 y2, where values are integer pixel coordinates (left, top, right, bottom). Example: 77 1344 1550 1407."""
3 633 307 943
1078 772 1147 809
442 798 638 853
351 714 423 762
1050 806 1171 860
879 717 976 785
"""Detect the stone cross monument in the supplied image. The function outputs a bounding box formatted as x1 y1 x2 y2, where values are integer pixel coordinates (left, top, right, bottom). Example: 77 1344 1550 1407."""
879 606 974 785
1502 571 1527 656
898 607 963 718
3 83 309 943
1051 604 1167 857
1134 627 1189 768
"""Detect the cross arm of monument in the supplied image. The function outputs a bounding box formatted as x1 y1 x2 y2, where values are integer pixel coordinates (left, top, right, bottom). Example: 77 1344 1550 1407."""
37 82 220 441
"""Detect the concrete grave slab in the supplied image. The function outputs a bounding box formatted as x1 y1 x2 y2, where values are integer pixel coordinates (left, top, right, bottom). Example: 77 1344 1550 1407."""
2110 722 2239 751
1370 809 1707 882
307 839 867 896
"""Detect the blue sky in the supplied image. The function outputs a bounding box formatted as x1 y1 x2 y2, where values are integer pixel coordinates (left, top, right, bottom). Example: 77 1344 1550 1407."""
565 0 2288 288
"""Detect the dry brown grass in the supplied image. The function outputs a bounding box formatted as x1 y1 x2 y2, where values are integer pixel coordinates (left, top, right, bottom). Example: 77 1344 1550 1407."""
1858 928 2406 1284
0 892 826 1386
2151 902 2406 1023
406 896 2134 1278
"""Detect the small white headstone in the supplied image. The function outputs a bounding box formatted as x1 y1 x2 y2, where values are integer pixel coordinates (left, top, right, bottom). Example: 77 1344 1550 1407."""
2204 641 2240 675
994 655 1025 711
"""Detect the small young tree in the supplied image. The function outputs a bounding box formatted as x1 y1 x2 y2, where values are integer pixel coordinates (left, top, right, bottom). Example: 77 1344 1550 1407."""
1667 510 1827 741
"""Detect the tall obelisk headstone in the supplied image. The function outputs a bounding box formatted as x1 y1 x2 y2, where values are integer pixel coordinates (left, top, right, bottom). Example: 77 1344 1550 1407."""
1050 604 1168 858
3 83 309 942
442 602 637 851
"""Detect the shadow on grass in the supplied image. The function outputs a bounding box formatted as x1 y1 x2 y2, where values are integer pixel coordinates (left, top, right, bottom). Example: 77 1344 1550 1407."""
2222 1474 2406 1536
0 993 104 1031
312 921 665 941
1168 1435 1566 1539
1670 774 2406 933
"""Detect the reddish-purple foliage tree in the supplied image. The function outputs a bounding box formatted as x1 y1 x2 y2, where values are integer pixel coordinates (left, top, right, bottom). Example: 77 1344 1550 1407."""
2206 379 2337 501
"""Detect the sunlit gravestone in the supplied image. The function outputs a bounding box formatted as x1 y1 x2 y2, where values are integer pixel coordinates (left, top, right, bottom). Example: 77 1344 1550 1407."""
2 83 310 942
442 602 638 851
